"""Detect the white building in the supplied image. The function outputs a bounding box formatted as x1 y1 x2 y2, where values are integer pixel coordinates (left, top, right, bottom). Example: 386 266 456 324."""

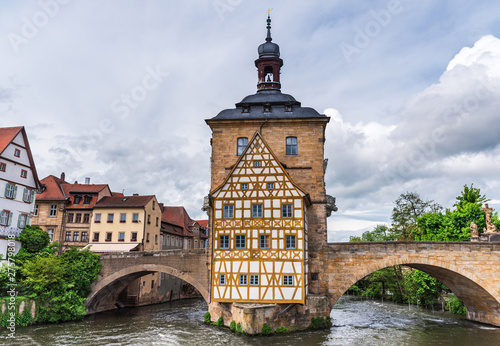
0 126 41 260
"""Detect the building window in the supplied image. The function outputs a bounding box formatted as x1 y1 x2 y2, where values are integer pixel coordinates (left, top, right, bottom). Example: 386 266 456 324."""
156 217 159 227
33 204 39 216
106 232 112 242
65 231 71 242
239 274 248 285
81 232 88 242
0 210 10 226
153 201 155 210
285 104 293 112
250 275 259 286
131 232 137 241
93 233 99 242
254 161 261 167
282 204 293 218
17 214 28 228
219 235 229 249
155 234 158 244
47 229 54 242
223 205 234 218
263 105 271 113
67 213 74 223
146 233 150 242
259 235 270 249
49 204 57 217
107 213 114 223
95 213 101 223
4 183 15 199
286 137 298 155
20 170 27 178
118 232 125 241
283 275 294 286
75 213 82 223
252 204 262 218
267 182 274 189
286 235 296 249
73 232 80 242
132 213 139 222
237 137 248 155
23 188 33 203
83 195 92 205
235 235 246 249
120 213 126 223
14 149 20 157
220 274 226 285
0 162 6 171
73 195 81 204
242 105 250 113
187 240 191 248
241 183 248 190
83 214 90 223
147 215 151 224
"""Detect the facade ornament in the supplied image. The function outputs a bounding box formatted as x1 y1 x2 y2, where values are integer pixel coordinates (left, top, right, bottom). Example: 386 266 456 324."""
470 221 478 238
481 204 498 233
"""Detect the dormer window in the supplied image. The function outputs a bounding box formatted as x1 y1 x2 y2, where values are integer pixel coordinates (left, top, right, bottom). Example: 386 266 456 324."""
285 104 293 112
83 195 92 205
263 105 271 113
242 106 250 113
73 195 81 204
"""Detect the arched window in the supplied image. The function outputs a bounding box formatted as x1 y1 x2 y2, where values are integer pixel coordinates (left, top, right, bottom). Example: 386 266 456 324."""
237 137 248 155
286 137 298 155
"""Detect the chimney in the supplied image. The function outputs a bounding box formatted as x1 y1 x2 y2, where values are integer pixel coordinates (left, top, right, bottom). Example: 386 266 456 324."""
85 177 90 184
60 172 65 181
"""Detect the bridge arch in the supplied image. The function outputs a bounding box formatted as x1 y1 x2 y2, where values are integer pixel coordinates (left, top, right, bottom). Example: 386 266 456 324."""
86 263 210 314
329 256 500 326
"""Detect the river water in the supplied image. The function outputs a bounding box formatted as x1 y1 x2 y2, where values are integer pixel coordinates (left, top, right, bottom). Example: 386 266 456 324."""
2 296 499 345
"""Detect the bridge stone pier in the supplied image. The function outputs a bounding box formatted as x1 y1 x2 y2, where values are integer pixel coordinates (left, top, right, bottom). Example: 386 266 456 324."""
320 242 500 327
86 249 210 314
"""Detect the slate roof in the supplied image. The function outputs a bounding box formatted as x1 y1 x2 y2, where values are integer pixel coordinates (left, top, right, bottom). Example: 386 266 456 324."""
94 195 154 208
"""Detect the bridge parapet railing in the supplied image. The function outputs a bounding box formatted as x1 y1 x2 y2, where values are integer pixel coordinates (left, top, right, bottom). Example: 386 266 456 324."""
97 249 208 259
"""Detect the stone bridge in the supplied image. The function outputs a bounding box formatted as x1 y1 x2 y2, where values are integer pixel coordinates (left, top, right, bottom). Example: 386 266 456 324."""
320 242 500 326
86 249 210 314
86 242 500 326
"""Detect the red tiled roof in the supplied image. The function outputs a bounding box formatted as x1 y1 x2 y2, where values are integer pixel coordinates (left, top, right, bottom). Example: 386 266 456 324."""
94 195 154 208
62 184 109 195
0 126 22 155
161 221 186 237
196 220 208 228
112 192 124 197
36 175 68 201
162 206 195 237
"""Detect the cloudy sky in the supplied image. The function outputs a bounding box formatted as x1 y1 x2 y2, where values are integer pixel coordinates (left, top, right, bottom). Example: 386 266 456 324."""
1 1 500 241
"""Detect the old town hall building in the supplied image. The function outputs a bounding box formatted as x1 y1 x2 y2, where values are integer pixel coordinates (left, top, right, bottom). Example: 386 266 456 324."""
206 16 335 329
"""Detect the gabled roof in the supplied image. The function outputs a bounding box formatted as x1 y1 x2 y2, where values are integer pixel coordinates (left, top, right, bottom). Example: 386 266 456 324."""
36 175 68 201
210 131 310 202
0 126 41 189
94 195 155 208
161 220 187 237
62 184 110 195
0 126 23 155
196 220 208 228
162 206 195 237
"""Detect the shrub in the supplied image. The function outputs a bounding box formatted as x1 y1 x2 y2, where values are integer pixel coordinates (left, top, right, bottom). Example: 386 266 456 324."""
275 326 288 333
204 312 211 323
309 317 332 329
19 225 50 253
262 323 273 335
230 320 236 331
236 322 242 333
216 316 224 327
447 295 466 315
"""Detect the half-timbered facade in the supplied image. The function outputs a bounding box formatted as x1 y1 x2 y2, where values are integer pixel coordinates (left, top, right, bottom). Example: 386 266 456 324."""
211 132 309 303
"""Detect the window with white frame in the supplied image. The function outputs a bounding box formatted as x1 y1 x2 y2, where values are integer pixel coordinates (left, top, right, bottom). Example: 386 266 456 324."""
95 213 101 223
250 275 259 286
282 204 293 218
237 137 248 155
223 205 234 218
235 235 246 249
4 183 15 199
283 275 293 286
23 187 33 203
285 235 296 249
33 204 39 216
286 137 298 155
132 213 139 222
0 210 10 226
49 204 57 217
219 235 229 249
239 274 247 285
47 229 54 242
220 274 226 285
252 204 262 218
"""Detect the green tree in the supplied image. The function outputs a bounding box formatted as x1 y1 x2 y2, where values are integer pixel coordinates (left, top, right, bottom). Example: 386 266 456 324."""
60 247 101 298
18 225 50 253
391 192 442 240
454 183 489 209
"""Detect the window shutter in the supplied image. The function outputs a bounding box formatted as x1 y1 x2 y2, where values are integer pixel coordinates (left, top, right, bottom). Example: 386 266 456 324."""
27 216 31 226
0 211 3 224
13 185 17 199
4 183 9 197
17 214 21 228
8 212 13 226
31 190 35 203
23 188 27 202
